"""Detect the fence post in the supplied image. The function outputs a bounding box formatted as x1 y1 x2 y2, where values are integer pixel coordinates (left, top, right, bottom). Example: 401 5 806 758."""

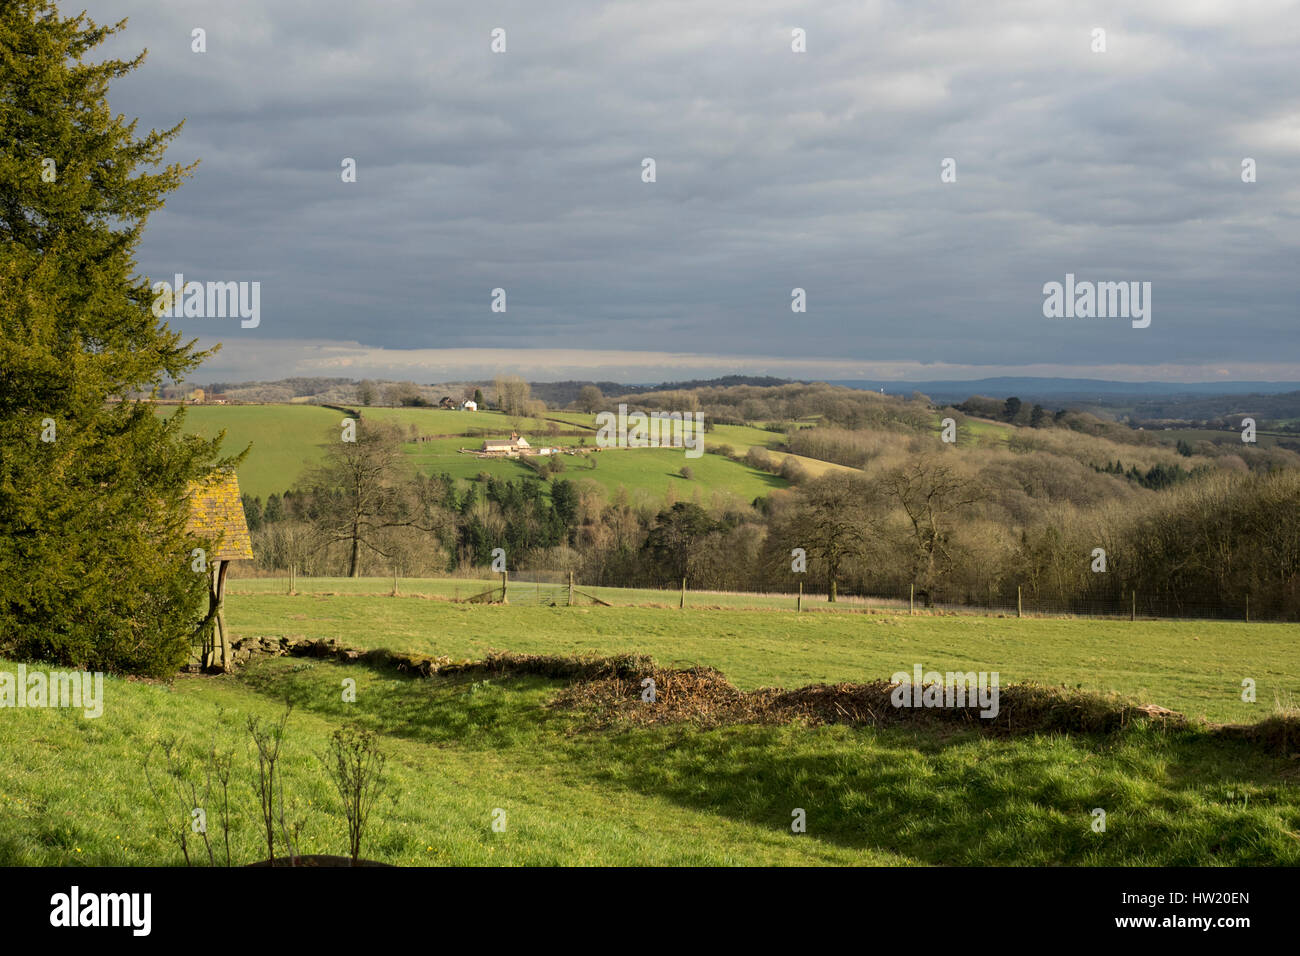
1245 593 1249 623
1131 590 1136 622
797 581 802 613
681 577 686 609
1017 586 1022 619
502 569 508 604
569 571 574 607
910 583 915 616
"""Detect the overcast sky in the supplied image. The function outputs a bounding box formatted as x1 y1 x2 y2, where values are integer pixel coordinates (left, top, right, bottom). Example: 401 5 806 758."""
88 0 1299 385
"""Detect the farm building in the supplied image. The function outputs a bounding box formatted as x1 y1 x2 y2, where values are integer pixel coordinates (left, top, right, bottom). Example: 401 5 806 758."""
481 433 530 456
462 400 478 411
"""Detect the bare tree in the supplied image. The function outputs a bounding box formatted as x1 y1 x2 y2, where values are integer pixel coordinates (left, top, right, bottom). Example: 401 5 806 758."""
305 422 450 577
384 381 420 407
790 471 881 601
576 384 604 413
494 374 531 417
881 457 983 603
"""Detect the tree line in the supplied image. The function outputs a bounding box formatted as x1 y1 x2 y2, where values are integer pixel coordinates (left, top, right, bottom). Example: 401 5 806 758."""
242 422 1300 620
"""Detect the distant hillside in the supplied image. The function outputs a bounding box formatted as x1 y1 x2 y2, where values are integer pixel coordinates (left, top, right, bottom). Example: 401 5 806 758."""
846 378 1300 403
199 375 802 409
530 376 797 406
192 374 1300 426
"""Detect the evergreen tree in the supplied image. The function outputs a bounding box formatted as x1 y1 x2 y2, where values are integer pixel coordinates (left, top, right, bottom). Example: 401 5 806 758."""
243 494 264 531
0 2 234 675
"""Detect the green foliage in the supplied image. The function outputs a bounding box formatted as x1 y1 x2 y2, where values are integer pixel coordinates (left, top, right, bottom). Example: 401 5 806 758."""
0 2 232 674
642 502 716 584
1094 458 1204 490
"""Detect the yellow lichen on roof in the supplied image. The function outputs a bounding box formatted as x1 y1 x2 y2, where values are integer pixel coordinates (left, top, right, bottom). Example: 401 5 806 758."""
184 471 254 561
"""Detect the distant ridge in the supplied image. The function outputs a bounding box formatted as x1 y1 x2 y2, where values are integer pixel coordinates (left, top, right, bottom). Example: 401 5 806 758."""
833 378 1300 402
196 374 1300 406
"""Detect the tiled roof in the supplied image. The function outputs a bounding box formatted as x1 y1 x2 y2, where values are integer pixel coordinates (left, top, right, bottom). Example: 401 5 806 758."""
184 471 254 561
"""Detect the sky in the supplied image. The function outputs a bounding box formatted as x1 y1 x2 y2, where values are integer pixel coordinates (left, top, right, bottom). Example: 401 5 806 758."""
87 0 1300 385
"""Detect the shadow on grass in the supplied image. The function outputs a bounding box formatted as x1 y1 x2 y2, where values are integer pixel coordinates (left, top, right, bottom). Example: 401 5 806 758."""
234 655 576 750
559 721 1300 865
232 655 1300 866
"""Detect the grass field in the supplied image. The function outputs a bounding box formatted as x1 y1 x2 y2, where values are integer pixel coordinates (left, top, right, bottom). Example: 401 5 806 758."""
4 593 1300 866
158 404 798 501
157 405 338 499
220 587 1294 724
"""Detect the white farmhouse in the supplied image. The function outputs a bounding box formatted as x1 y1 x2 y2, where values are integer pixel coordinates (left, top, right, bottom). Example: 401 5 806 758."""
462 400 478 411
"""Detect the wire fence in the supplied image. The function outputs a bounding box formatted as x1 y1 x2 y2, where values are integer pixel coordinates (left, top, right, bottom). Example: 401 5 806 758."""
233 569 1292 621
705 583 1276 621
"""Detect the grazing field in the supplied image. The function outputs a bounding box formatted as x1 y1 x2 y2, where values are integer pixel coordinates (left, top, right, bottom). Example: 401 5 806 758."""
156 404 338 499
219 585 1297 724
958 416 1014 445
402 442 785 500
157 404 799 501
4 596 1300 866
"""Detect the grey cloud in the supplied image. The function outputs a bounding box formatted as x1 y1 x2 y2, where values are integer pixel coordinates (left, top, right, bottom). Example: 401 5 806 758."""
86 0 1299 379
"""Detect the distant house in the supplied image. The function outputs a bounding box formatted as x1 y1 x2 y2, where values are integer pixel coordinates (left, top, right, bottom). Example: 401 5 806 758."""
462 400 478 411
480 433 529 456
438 396 457 409
189 387 205 404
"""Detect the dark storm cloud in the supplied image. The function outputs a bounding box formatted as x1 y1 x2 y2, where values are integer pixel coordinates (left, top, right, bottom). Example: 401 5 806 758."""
88 0 1300 382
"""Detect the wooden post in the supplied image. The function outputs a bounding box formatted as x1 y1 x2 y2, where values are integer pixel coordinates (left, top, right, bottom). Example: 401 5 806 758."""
681 577 686 609
1131 590 1136 622
217 559 232 671
502 569 508 604
392 568 399 597
1245 593 1250 623
205 560 232 672
797 581 802 613
569 571 574 606
202 563 218 670
1016 585 1022 619
910 583 915 616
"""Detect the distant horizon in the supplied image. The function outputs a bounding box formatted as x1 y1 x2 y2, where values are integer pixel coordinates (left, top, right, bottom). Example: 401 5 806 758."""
190 366 1300 398
186 340 1300 392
